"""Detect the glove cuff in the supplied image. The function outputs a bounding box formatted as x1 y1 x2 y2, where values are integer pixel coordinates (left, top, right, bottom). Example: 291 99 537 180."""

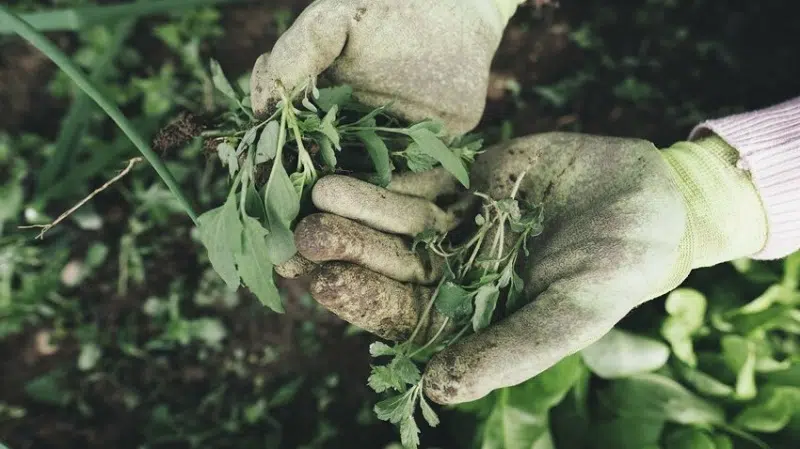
690 97 800 260
661 136 768 270
491 0 527 24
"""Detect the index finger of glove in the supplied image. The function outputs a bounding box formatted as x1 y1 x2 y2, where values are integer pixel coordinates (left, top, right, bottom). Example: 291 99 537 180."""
250 1 351 117
312 175 460 236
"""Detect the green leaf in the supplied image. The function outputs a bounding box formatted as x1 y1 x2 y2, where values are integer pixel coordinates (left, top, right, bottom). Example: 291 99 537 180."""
320 104 341 150
600 373 725 426
580 328 670 378
409 119 445 136
472 284 500 332
476 355 584 449
24 369 71 406
264 161 300 264
235 216 283 313
256 120 280 164
733 386 800 432
268 377 304 407
666 288 707 331
316 85 353 111
675 362 734 398
711 433 734 449
434 281 473 322
368 365 404 393
216 142 239 178
391 355 421 386
590 417 663 449
356 130 392 187
375 390 414 424
721 335 757 400
244 182 267 223
369 342 396 357
662 288 707 366
404 142 438 173
664 428 716 449
419 395 440 427
407 128 470 188
209 58 240 102
318 136 337 169
400 415 421 449
197 194 242 290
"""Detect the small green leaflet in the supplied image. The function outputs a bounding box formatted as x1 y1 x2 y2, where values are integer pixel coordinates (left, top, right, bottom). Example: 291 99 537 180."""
374 386 423 449
209 58 241 102
721 335 757 400
369 341 397 357
580 329 670 379
319 104 341 150
315 85 353 112
235 215 283 313
434 281 473 322
405 142 438 173
197 193 242 290
368 354 421 393
406 127 470 188
216 142 239 178
400 416 421 449
256 120 280 164
419 395 440 427
472 284 500 331
357 129 392 187
319 136 337 169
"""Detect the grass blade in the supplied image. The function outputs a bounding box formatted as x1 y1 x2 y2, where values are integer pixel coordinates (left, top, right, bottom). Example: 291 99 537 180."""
0 5 198 223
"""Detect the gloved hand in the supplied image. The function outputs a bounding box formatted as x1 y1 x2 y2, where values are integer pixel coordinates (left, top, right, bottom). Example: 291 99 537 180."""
250 0 527 135
286 132 768 405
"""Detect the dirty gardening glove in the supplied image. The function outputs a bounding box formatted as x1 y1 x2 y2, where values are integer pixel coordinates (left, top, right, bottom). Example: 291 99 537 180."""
250 0 527 135
288 132 768 405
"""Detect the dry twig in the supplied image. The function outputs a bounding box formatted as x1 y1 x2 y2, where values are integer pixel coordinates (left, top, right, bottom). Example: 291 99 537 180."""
20 157 144 239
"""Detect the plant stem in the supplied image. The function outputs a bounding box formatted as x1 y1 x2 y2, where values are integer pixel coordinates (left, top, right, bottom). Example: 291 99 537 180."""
0 5 199 224
410 318 450 358
406 278 446 346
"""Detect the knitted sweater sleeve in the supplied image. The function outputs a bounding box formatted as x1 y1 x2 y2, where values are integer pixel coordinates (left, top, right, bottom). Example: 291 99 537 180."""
690 97 800 259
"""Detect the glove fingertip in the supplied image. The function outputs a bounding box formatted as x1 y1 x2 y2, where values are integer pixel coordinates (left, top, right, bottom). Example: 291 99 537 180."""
250 52 279 118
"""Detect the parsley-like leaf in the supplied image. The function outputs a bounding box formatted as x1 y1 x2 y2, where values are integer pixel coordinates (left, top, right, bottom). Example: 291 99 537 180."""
435 281 474 322
419 395 440 427
368 365 405 393
391 355 421 386
400 415 421 449
405 142 438 172
370 342 397 357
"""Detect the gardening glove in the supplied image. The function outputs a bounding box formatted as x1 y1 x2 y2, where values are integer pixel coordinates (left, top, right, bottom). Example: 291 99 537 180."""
290 132 768 404
250 0 528 135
